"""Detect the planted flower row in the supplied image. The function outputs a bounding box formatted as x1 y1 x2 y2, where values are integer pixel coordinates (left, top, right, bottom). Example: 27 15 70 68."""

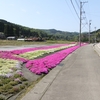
0 44 74 76
11 43 76 55
25 45 82 75
0 58 20 76
19 44 76 60
0 44 75 76
0 43 76 62
0 43 85 76
0 43 87 99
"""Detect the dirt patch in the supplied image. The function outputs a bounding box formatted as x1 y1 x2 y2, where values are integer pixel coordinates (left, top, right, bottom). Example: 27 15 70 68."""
22 64 41 82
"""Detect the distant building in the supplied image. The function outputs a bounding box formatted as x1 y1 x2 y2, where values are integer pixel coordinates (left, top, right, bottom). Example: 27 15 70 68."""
0 32 5 39
7 36 16 40
17 38 25 41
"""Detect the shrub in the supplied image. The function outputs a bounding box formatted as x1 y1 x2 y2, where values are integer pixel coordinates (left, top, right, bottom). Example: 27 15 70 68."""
14 74 21 78
2 84 13 90
24 82 29 86
9 81 19 86
0 96 5 100
20 85 25 90
0 82 3 86
9 87 20 94
0 88 3 94
1 78 11 84
20 77 27 81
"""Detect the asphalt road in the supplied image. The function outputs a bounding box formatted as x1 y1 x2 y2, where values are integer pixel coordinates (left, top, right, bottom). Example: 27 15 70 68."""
21 44 100 100
40 44 100 100
1 43 100 100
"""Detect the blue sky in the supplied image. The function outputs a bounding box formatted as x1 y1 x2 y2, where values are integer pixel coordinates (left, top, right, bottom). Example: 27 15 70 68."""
0 0 99 32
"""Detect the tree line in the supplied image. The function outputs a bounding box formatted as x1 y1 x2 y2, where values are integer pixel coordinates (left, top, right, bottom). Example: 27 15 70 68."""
1 19 97 42
0 20 49 41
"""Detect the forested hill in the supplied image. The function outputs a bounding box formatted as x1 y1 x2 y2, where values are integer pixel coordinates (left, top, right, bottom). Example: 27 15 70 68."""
0 19 79 41
0 19 48 40
42 29 79 41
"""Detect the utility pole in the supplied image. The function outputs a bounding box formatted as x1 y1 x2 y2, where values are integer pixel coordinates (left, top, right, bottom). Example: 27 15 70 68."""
79 1 82 46
89 20 91 43
95 27 96 43
79 1 87 46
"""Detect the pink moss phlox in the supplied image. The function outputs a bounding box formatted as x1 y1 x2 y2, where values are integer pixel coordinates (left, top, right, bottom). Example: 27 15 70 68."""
11 44 69 55
0 51 28 62
25 45 82 75
0 43 87 75
0 44 71 63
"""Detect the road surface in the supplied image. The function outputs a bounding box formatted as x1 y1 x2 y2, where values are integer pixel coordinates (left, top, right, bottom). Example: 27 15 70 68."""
21 44 100 100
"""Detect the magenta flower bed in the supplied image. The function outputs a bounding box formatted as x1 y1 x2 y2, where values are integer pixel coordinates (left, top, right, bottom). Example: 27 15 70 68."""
0 44 71 62
0 44 70 62
0 51 28 62
11 44 70 55
0 44 72 62
0 43 87 75
25 45 81 74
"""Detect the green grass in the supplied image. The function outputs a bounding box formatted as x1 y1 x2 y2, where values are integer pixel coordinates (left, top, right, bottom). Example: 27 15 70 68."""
0 40 72 46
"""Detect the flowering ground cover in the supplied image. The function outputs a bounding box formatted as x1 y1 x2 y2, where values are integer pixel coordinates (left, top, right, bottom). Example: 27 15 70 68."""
25 45 80 74
0 58 18 76
0 43 87 99
0 58 28 99
11 43 76 55
0 72 28 100
18 44 76 60
0 44 76 63
0 43 84 76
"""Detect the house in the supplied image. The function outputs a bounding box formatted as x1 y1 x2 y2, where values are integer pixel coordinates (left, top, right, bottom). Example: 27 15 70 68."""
7 36 16 40
17 38 25 41
0 32 5 39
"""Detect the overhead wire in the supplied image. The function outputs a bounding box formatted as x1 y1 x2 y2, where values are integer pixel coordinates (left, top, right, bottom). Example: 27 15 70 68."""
70 0 80 19
65 0 89 32
87 1 96 30
78 0 89 31
65 0 79 22
75 0 80 9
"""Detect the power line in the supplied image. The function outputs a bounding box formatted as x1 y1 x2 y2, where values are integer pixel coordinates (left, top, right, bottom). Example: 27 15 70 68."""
86 1 96 30
70 0 80 19
75 0 80 9
65 0 79 22
79 1 88 31
65 0 89 33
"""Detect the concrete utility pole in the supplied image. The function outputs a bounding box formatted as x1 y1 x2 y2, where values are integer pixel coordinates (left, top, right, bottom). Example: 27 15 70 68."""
79 1 87 46
79 1 82 46
89 20 91 43
95 27 96 43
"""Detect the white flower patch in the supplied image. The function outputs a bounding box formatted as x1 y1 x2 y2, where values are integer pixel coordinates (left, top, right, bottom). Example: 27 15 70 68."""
0 58 20 76
19 44 77 60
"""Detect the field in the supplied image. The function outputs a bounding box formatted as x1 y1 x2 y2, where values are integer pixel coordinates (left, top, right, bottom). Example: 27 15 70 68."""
0 40 81 100
0 40 71 46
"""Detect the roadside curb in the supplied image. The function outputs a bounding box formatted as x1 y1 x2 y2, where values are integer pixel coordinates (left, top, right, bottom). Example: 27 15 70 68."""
93 43 100 56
